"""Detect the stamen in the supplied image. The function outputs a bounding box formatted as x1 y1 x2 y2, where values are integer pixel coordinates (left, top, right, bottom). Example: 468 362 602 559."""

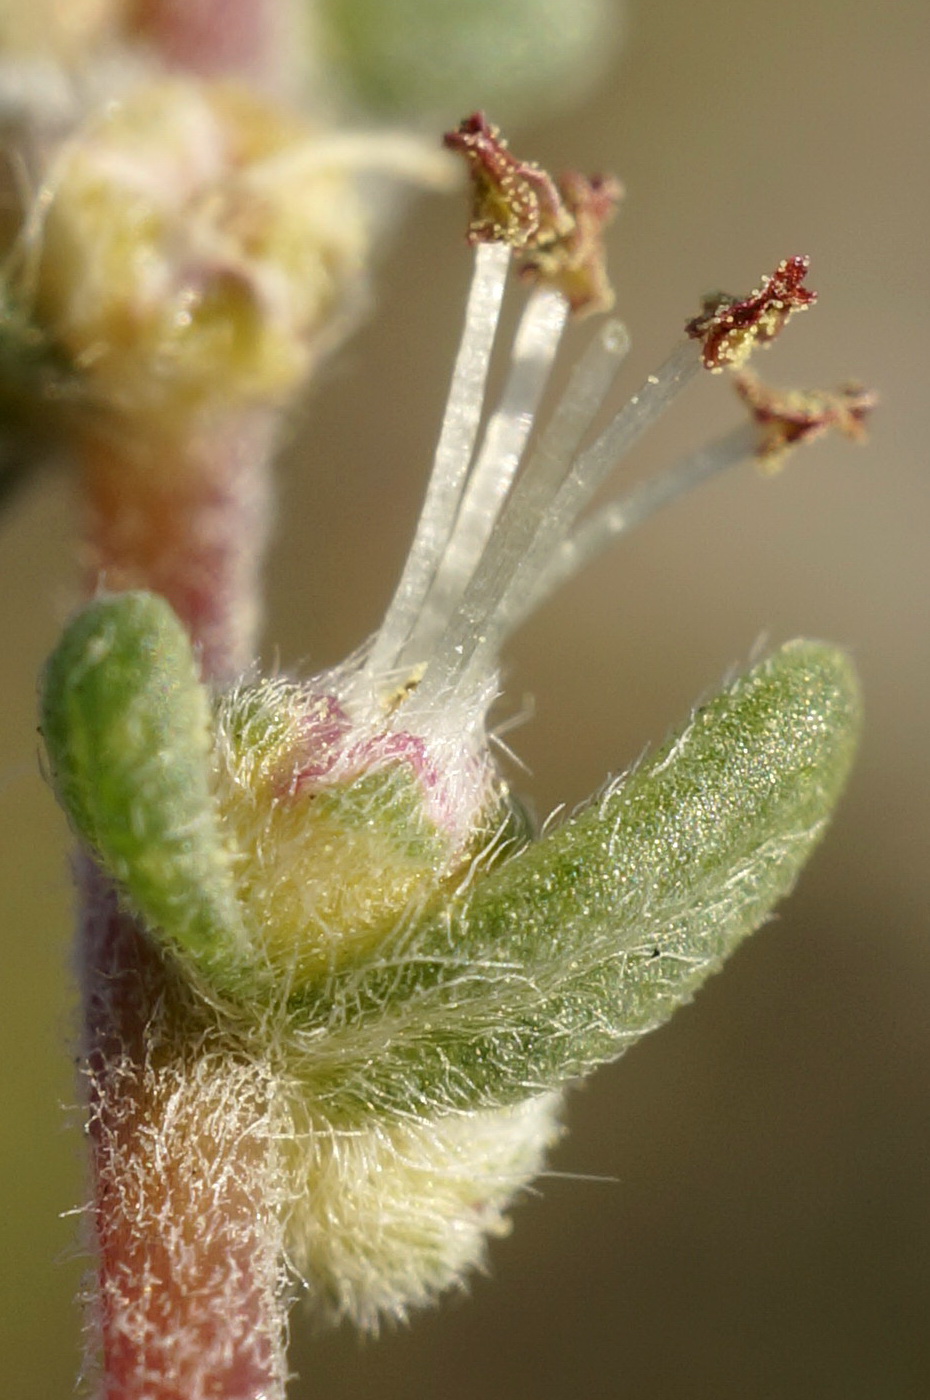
407 320 656 713
397 287 568 668
444 111 621 317
433 320 631 690
443 112 568 251
361 240 510 692
516 365 876 622
435 338 702 692
733 370 875 469
361 125 856 736
686 256 817 371
516 422 757 623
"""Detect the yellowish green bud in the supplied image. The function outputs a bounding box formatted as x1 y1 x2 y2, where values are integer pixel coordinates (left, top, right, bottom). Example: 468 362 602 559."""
211 677 503 985
32 77 368 422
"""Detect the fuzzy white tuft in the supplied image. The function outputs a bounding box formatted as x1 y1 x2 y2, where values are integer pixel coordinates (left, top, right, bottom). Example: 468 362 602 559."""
283 1092 563 1331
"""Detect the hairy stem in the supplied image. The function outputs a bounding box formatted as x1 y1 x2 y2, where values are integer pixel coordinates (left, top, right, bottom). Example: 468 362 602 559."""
75 413 288 1398
78 412 275 684
79 861 289 1400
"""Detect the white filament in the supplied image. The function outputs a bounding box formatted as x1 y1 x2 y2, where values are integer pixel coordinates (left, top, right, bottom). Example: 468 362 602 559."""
405 318 632 717
396 288 569 670
495 340 702 639
419 339 701 704
513 420 758 626
356 245 754 736
360 241 511 694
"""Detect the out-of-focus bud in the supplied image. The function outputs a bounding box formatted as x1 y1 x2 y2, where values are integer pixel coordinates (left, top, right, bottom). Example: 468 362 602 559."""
313 0 622 123
32 77 369 423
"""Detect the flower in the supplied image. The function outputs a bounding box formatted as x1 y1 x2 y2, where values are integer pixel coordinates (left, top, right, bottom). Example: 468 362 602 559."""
41 119 867 1330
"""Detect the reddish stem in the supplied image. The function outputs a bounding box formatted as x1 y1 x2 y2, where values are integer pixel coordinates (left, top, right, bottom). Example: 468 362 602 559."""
78 411 276 683
79 862 288 1400
75 410 288 1397
40 2 311 1389
127 0 293 89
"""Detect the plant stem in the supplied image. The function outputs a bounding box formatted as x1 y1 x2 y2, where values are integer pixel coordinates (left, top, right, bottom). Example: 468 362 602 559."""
79 862 288 1400
75 411 289 1398
126 0 294 88
78 411 276 683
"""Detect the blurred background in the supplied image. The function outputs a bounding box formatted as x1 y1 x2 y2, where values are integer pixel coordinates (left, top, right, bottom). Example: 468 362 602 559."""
2 0 928 1394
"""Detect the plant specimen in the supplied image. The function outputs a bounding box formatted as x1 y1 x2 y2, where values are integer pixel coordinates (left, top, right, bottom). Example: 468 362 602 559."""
0 9 870 1398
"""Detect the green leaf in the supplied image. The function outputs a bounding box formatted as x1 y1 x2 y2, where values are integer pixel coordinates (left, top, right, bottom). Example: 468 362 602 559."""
293 641 861 1120
41 591 248 985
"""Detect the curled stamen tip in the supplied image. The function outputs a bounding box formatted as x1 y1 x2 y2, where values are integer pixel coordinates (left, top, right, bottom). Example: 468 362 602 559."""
443 112 568 250
444 112 620 317
519 168 622 317
685 255 817 371
734 369 876 470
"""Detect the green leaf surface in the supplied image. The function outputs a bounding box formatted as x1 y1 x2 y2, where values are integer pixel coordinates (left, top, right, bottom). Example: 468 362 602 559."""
292 641 861 1120
41 591 247 982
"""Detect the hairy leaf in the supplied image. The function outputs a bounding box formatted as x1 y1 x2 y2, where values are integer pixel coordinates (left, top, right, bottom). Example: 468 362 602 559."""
292 641 860 1119
41 591 248 983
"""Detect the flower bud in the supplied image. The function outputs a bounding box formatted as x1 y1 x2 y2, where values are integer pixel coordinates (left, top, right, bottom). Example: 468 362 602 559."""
33 77 368 422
